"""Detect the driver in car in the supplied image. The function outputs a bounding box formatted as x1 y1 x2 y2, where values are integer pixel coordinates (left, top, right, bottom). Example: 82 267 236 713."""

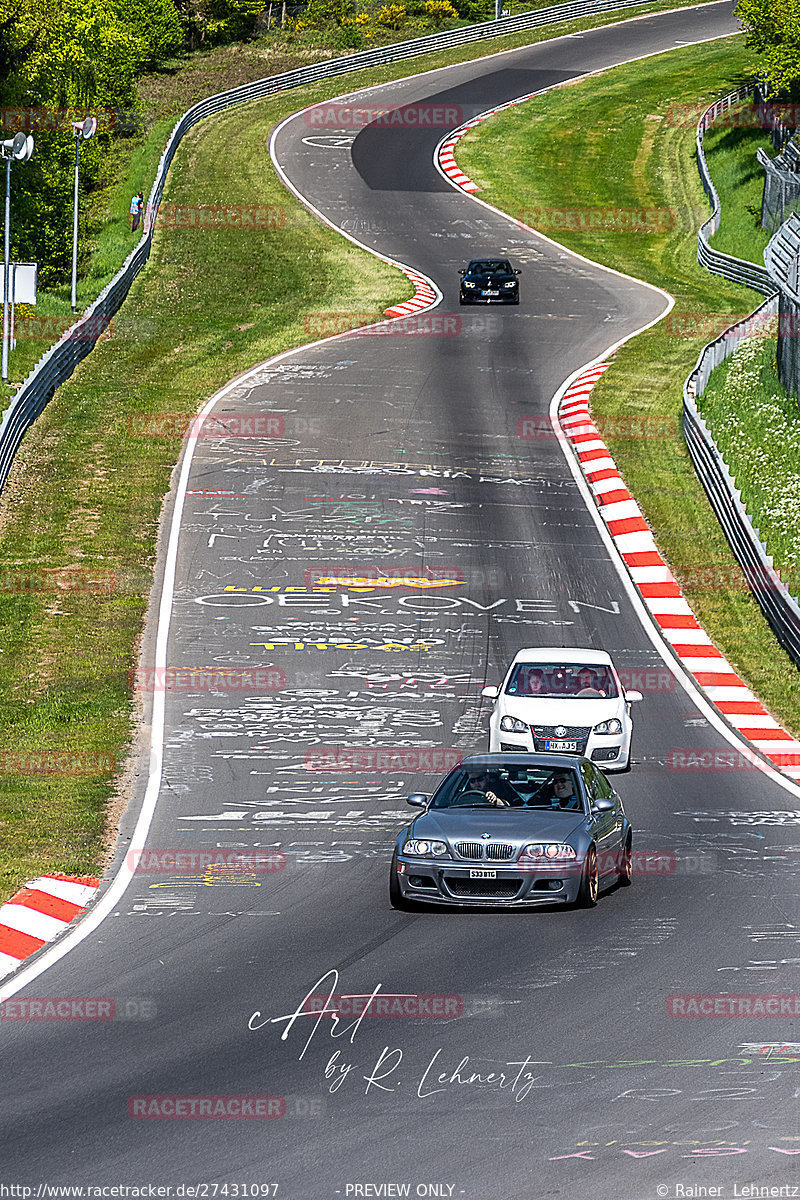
468 768 522 807
577 668 606 697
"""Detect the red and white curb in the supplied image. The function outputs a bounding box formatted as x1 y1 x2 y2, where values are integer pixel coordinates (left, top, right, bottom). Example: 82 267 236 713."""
0 874 100 979
384 268 438 318
435 89 549 194
559 365 800 782
438 127 482 192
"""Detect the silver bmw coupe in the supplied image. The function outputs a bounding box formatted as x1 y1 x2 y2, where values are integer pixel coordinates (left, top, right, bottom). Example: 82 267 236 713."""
389 754 632 910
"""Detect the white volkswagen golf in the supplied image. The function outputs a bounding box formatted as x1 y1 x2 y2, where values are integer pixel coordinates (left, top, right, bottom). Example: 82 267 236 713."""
482 647 642 772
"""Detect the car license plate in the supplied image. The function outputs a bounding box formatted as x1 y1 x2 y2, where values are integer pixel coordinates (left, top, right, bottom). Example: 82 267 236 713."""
546 739 578 752
470 869 496 879
482 289 500 296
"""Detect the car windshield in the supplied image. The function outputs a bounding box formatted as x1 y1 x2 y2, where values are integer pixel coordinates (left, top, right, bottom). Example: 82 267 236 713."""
430 765 584 810
469 260 512 275
505 663 618 698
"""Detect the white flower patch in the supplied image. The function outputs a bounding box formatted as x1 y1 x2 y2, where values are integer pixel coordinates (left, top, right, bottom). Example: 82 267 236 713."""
699 335 800 585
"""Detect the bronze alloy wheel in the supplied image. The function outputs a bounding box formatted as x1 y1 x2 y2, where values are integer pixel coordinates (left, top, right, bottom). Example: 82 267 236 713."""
619 834 633 886
578 845 599 908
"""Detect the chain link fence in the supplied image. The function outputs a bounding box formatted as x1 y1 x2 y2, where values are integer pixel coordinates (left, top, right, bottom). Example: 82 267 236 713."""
753 82 797 151
754 82 800 234
758 136 800 234
764 211 800 400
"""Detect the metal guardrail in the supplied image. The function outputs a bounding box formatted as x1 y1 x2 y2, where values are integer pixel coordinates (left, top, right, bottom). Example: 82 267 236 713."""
764 210 800 298
683 294 800 665
0 0 671 496
695 85 776 296
685 99 800 667
752 82 800 233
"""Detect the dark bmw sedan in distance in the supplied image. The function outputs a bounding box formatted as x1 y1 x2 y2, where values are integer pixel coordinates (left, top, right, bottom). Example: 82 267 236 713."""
459 257 520 304
389 754 632 910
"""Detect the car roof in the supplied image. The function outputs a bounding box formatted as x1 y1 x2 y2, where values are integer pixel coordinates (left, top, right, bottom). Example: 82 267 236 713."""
457 753 590 770
466 257 512 266
508 647 614 666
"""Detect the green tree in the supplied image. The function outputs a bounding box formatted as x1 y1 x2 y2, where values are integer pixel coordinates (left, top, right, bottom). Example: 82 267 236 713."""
0 0 57 94
736 0 800 95
175 0 265 46
21 0 146 108
1 0 147 288
111 0 183 69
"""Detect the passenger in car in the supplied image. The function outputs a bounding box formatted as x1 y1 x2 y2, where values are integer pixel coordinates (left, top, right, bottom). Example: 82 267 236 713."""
550 772 581 810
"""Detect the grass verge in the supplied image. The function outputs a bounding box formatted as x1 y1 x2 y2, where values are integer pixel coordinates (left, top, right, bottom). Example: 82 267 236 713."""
704 105 774 263
456 35 800 736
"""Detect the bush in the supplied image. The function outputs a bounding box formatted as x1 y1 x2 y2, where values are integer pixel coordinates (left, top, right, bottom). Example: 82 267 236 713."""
424 0 457 21
376 3 405 27
298 0 356 26
177 0 265 47
448 0 491 20
332 20 363 45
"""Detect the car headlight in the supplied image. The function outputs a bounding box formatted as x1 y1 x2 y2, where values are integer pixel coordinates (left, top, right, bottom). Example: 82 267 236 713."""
503 281 516 288
519 843 577 861
403 839 447 857
594 718 622 735
463 281 476 288
499 715 529 734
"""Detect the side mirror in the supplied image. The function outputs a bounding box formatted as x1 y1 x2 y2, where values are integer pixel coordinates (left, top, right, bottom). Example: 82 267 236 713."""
407 793 429 808
514 268 521 274
625 690 643 703
458 269 466 276
591 796 615 814
481 685 499 699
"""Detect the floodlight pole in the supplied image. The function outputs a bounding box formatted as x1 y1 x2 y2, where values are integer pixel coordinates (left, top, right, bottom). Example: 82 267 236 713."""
70 118 95 314
2 154 10 383
71 131 80 311
1 133 33 383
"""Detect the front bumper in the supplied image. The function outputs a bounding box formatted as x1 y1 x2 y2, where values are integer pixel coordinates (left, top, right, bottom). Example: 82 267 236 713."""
395 856 583 906
460 290 518 304
491 730 629 770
